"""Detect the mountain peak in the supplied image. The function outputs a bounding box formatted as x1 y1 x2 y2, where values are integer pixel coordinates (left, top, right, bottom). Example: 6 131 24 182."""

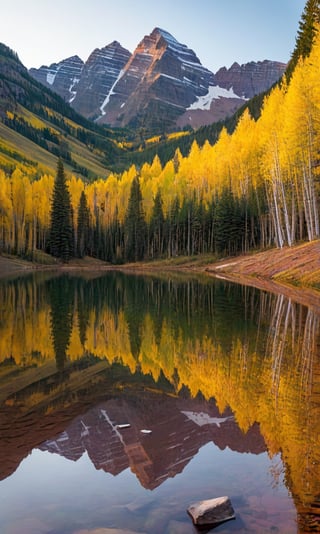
28 28 287 134
109 40 122 47
151 27 179 44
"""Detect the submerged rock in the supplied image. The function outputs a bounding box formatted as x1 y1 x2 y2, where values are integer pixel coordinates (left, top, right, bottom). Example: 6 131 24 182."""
187 496 235 526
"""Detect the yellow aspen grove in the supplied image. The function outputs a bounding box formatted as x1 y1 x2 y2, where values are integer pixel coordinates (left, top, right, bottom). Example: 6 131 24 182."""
157 160 175 216
86 178 108 238
229 109 259 198
211 127 233 195
25 178 36 254
140 156 163 223
149 154 162 177
228 110 261 250
284 41 320 241
86 179 102 229
258 83 292 247
0 170 13 253
179 139 201 194
170 153 188 205
116 164 137 223
10 168 33 255
35 174 54 251
67 175 85 250
196 140 212 205
104 173 121 225
67 175 85 220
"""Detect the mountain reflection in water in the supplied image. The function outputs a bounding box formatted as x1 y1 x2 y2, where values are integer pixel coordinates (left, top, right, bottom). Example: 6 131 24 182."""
39 393 265 491
0 271 319 533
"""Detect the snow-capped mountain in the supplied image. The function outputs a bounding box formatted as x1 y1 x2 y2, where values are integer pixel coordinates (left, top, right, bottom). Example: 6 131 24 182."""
29 42 131 119
71 41 131 119
29 28 286 132
96 27 216 131
29 55 84 103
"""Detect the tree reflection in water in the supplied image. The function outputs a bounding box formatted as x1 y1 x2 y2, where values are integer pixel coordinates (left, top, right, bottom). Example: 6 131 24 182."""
0 272 319 530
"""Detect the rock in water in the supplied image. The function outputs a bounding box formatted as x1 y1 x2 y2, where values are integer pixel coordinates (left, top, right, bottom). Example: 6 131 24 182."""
187 496 235 526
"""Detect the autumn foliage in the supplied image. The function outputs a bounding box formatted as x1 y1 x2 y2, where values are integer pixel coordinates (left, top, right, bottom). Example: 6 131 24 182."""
1 28 320 261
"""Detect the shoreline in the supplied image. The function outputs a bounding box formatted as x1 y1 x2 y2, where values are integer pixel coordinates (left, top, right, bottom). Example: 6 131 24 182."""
1 240 320 310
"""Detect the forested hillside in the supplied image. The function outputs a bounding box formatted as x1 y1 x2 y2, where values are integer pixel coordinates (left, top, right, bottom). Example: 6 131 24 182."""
126 0 320 172
0 43 129 178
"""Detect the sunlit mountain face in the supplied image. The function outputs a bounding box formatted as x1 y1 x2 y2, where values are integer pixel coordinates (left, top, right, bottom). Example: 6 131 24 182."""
0 272 319 532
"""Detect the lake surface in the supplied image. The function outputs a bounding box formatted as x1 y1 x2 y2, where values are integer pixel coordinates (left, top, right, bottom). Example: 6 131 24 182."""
0 271 319 533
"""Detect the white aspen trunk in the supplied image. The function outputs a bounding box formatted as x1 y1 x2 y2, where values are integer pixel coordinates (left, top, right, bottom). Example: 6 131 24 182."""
291 186 296 245
33 214 37 252
300 310 318 394
273 147 292 246
266 187 279 247
307 151 320 237
272 180 284 248
306 161 315 239
302 166 313 241
279 178 292 246
267 295 289 399
307 117 320 237
27 219 33 253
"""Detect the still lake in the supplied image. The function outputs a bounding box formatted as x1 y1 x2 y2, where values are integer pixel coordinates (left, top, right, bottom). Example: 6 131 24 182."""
0 271 319 534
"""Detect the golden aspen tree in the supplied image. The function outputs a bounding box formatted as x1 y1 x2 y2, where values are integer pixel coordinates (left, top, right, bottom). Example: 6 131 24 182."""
104 173 121 225
36 174 54 251
211 127 232 195
0 170 13 252
284 33 320 241
258 84 292 247
178 140 201 196
67 175 89 255
10 168 32 255
116 164 137 223
229 109 261 250
157 160 175 216
197 140 212 205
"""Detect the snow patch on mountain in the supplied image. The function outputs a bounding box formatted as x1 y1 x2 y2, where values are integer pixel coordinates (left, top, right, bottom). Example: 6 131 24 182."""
187 85 243 111
69 77 80 103
46 69 59 85
99 69 124 116
181 411 234 427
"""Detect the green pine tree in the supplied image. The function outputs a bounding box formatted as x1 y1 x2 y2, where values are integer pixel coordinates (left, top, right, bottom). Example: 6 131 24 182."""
149 190 165 257
214 188 243 255
287 0 320 79
77 190 90 258
47 276 74 371
49 159 74 262
124 176 147 262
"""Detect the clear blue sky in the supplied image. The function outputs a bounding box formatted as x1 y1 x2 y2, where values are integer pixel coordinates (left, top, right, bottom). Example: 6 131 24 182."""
2 0 306 72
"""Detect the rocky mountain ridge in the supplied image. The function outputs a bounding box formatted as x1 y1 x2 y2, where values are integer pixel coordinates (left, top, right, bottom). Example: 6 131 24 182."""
29 28 287 133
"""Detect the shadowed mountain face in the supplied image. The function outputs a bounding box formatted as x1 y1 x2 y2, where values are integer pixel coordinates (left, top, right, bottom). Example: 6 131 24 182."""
29 28 286 133
29 55 84 102
29 42 131 120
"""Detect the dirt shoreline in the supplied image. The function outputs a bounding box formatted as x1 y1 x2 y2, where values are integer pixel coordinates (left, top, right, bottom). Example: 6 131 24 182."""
1 240 320 310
